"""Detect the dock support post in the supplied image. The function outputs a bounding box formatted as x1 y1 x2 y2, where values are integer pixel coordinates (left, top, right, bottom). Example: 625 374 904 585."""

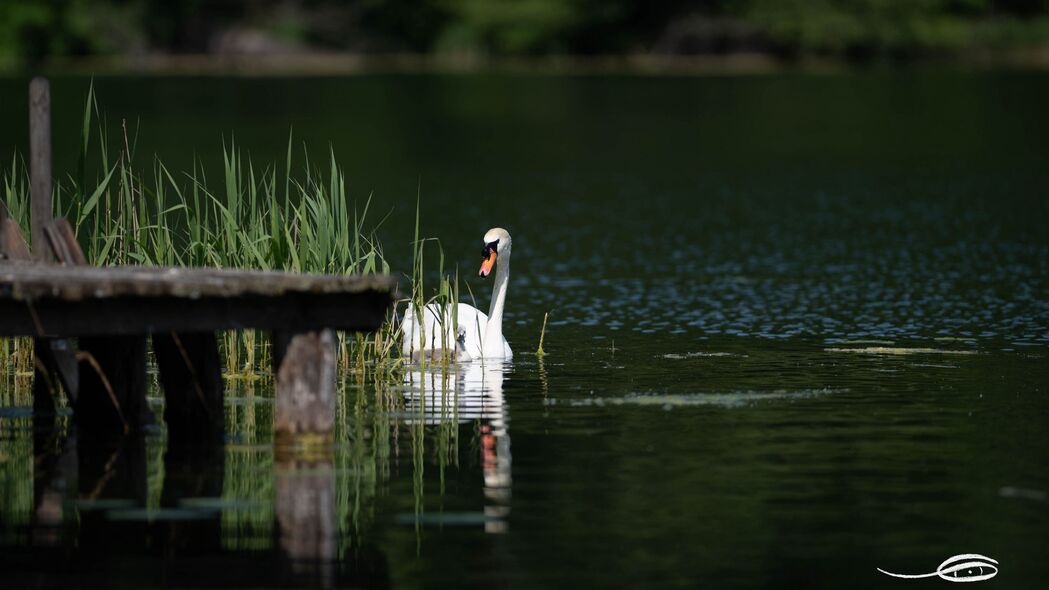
155 337 224 559
32 338 78 421
28 77 62 426
273 329 337 581
154 332 224 446
273 329 336 442
76 336 152 439
29 77 53 263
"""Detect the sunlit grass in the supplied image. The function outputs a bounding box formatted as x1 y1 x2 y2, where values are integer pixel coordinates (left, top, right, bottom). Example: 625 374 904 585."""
0 83 469 380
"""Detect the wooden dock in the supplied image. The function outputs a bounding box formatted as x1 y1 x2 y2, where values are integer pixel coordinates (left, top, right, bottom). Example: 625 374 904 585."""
2 78 399 572
1 77 397 446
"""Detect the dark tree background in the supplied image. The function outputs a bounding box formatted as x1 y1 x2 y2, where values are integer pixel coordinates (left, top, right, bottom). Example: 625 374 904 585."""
1 0 1048 64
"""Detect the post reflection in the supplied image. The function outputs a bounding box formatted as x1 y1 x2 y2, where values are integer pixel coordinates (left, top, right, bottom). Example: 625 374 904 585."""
402 360 512 533
275 451 337 587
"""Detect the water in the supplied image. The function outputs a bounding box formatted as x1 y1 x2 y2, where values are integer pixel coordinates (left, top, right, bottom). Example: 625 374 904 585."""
2 71 1048 588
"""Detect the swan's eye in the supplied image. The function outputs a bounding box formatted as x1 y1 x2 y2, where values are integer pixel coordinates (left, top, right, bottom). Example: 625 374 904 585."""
481 240 498 258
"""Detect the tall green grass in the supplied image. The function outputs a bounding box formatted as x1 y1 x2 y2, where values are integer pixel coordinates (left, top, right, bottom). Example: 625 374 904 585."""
0 83 458 379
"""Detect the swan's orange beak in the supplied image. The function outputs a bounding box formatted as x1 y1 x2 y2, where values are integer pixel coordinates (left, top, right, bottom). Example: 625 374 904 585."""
479 250 496 278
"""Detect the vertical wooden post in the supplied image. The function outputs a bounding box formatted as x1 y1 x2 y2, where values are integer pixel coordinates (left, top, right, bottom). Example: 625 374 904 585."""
154 332 225 446
29 77 53 262
274 330 336 442
32 338 79 420
274 329 336 581
76 336 153 439
29 77 58 427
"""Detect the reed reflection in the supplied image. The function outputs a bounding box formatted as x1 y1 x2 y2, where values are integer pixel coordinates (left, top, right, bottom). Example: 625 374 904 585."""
402 360 512 533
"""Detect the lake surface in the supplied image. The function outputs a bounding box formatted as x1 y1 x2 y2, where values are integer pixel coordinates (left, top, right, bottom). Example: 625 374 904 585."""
2 71 1048 588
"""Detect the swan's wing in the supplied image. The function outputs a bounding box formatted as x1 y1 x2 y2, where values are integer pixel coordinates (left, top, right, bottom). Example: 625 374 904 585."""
402 303 484 358
400 308 427 356
452 304 512 360
402 304 454 354
455 303 488 359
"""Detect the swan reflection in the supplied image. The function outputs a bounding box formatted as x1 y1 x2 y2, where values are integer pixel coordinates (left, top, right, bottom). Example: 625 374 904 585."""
401 360 511 533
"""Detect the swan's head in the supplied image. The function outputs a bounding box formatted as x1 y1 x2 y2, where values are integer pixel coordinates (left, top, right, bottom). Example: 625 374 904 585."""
479 227 511 278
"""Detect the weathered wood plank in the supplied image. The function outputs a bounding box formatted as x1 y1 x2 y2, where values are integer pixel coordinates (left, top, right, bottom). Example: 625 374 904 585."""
76 335 153 439
275 330 336 440
0 218 32 262
154 332 224 446
0 264 396 300
29 77 53 263
43 219 87 266
0 289 392 337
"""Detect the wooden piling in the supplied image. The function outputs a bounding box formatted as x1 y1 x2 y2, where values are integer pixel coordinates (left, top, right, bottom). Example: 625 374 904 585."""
274 330 336 442
274 329 337 579
76 335 152 439
30 217 87 420
32 339 60 420
154 332 224 446
28 77 64 424
29 77 53 263
31 337 78 419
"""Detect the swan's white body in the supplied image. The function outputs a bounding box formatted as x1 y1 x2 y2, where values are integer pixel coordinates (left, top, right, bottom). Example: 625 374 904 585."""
401 228 513 361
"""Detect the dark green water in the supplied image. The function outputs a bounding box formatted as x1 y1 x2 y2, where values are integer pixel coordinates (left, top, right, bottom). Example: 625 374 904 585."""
2 72 1048 588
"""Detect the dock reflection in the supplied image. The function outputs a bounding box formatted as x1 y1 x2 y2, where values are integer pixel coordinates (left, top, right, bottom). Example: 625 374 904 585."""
0 359 517 587
5 413 391 588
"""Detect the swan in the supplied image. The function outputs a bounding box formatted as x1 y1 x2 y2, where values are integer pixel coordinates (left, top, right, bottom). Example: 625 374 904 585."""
401 227 513 361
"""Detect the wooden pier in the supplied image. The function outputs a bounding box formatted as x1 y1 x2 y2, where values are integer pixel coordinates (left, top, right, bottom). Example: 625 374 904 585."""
0 78 399 576
1 78 397 445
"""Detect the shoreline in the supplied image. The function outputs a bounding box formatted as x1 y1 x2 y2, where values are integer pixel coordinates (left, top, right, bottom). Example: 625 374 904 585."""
3 49 1049 77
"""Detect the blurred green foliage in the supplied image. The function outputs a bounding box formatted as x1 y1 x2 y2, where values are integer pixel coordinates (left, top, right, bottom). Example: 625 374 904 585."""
0 0 1047 64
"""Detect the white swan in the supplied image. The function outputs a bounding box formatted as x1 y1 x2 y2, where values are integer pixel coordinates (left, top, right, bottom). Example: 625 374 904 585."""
401 227 513 361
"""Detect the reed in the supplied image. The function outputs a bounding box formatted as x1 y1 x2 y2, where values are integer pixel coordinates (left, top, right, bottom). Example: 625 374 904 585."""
0 86 484 555
537 312 549 356
0 85 415 378
402 194 463 371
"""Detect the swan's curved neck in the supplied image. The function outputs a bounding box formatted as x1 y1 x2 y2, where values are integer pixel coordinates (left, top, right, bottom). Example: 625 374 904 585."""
483 250 510 354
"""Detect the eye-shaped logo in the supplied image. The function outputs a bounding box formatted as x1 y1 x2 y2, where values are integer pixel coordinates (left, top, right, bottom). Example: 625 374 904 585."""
878 554 999 583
